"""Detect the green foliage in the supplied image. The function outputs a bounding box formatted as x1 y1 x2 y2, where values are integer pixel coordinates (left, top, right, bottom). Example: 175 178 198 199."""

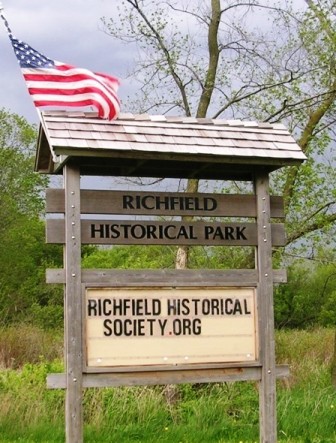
275 262 336 328
0 329 335 442
82 243 254 271
82 245 177 269
0 109 63 325
0 325 62 369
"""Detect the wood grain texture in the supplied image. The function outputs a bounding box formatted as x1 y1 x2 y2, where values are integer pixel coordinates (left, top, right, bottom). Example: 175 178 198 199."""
46 219 286 246
63 165 83 443
255 173 277 443
46 189 285 218
46 268 287 285
47 365 289 389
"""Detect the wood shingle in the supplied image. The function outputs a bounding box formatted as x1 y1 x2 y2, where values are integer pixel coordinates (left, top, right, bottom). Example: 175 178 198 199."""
35 110 306 180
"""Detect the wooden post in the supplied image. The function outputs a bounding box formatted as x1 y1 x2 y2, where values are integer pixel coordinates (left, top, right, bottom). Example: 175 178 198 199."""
64 164 83 443
255 173 277 443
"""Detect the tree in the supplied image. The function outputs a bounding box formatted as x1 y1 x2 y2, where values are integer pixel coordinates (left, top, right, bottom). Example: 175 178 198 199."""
102 0 335 267
0 109 63 325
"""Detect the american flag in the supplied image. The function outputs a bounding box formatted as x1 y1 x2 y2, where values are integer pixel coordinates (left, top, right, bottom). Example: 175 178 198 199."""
1 11 120 120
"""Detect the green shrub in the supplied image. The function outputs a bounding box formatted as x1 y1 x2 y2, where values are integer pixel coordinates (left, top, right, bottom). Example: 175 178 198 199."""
0 324 62 369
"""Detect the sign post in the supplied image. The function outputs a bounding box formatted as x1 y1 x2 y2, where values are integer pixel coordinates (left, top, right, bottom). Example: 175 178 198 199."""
35 111 306 443
255 173 277 442
46 184 284 443
63 165 83 442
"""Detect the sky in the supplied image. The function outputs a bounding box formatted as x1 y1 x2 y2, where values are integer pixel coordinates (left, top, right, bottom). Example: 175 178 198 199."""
0 0 134 125
0 0 310 126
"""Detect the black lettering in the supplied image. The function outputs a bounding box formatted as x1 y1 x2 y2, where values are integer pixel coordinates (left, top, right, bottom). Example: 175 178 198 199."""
224 226 235 240
191 299 201 315
112 298 123 316
189 225 197 239
236 226 247 240
113 319 123 336
244 299 251 314
122 224 132 239
103 319 113 336
204 197 217 211
102 299 112 316
233 299 243 315
124 319 133 336
146 224 158 239
167 299 177 315
123 299 131 315
130 224 146 239
158 319 167 335
182 318 192 334
122 195 134 209
170 196 180 210
91 224 105 238
184 197 194 210
142 196 155 210
147 318 156 335
211 299 220 315
137 319 146 336
204 225 214 239
110 224 120 239
164 225 177 240
181 299 190 315
173 319 182 335
155 196 169 210
176 225 189 239
152 299 161 315
135 299 144 316
87 299 97 316
225 298 233 314
193 319 202 335
202 299 211 315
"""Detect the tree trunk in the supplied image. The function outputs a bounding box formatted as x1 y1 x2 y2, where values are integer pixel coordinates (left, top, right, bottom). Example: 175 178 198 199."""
175 178 199 269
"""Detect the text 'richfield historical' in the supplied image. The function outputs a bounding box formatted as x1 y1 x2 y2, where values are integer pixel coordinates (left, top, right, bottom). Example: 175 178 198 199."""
87 297 252 338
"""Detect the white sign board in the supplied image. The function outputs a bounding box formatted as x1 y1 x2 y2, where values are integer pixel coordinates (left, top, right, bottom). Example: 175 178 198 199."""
85 287 258 370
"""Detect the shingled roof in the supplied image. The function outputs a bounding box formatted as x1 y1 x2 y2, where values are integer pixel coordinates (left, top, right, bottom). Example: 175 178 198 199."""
35 111 306 180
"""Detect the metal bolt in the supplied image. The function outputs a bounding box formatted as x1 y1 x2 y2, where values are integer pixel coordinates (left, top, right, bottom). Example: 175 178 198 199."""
73 377 77 382
72 273 76 277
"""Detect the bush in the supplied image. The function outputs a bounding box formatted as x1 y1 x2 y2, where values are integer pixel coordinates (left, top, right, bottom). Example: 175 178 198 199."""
0 324 62 369
274 262 336 328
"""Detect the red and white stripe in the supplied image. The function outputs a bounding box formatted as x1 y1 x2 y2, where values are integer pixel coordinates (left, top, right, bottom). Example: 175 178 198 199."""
22 62 120 120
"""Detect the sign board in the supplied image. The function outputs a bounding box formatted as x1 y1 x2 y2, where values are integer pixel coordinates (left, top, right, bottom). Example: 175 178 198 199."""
46 189 285 218
47 219 286 246
85 286 257 370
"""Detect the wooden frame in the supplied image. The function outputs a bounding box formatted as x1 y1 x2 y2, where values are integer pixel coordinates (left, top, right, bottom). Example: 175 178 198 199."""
83 284 258 372
46 166 285 443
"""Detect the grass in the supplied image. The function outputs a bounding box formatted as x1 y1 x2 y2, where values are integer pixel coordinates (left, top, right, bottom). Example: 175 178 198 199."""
0 327 336 442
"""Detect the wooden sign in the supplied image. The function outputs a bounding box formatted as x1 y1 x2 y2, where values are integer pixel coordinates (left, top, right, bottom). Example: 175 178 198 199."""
46 189 285 218
46 219 286 246
85 286 257 370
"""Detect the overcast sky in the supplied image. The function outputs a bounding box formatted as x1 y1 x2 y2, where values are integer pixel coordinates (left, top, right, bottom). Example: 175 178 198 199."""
0 0 135 125
0 0 309 127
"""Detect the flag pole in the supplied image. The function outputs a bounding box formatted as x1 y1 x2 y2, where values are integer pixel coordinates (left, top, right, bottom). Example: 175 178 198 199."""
0 2 14 37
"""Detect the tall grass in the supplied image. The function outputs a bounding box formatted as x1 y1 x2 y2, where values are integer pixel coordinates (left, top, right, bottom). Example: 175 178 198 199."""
0 327 335 442
0 324 62 369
